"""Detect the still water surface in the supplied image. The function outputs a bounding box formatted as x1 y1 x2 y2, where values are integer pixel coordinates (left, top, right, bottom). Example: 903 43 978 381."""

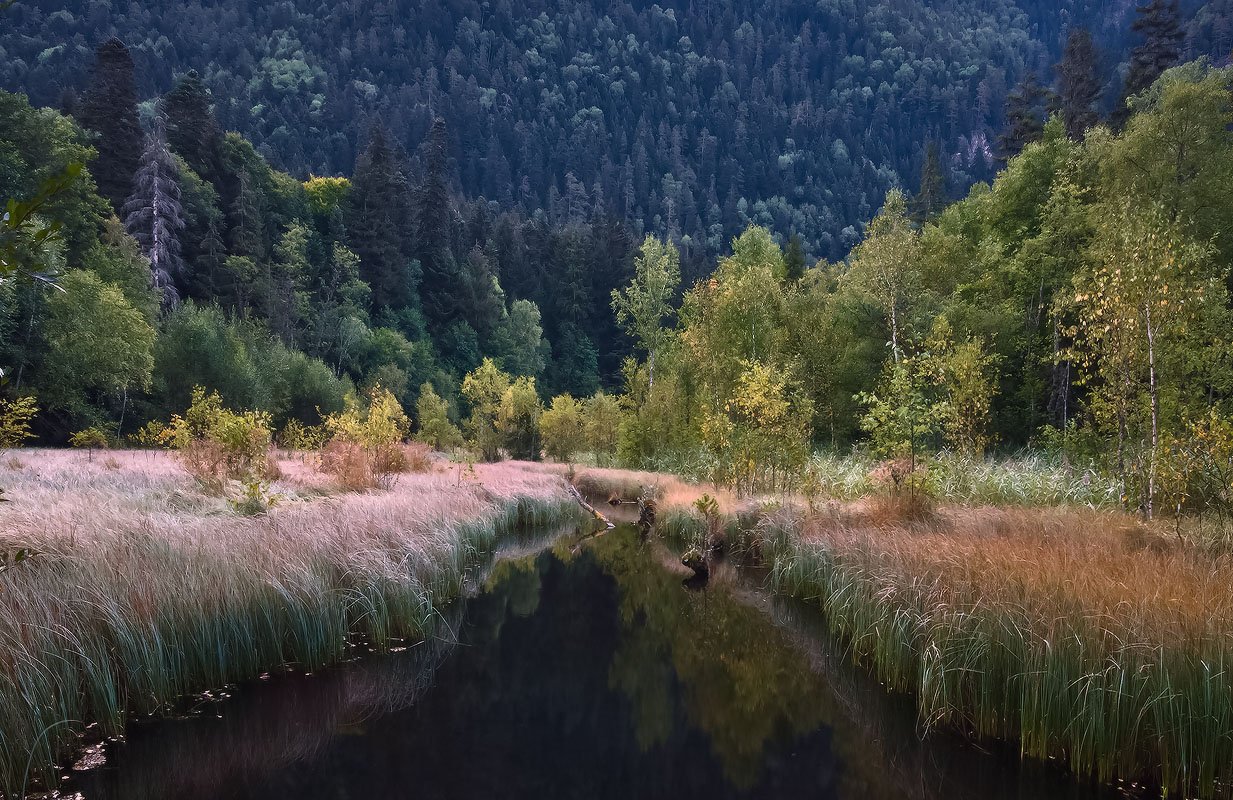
74 528 1132 799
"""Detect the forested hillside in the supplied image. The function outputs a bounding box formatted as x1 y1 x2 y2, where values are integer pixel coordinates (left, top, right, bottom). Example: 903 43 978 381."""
7 0 1227 269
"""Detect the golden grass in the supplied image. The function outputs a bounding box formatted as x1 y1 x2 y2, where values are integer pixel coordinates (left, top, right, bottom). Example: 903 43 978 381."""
562 463 1233 796
0 449 577 794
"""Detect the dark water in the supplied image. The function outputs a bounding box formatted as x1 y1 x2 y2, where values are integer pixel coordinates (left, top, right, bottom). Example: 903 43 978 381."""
73 528 1132 800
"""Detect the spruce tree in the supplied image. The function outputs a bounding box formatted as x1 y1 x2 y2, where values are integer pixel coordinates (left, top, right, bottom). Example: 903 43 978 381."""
997 72 1054 163
161 70 222 185
346 125 417 313
1055 28 1103 139
79 38 143 214
911 142 947 221
124 125 187 310
415 117 461 329
1115 0 1183 126
784 233 807 283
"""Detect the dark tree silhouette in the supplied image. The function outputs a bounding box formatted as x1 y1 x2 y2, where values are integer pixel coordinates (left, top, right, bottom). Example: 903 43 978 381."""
1055 28 1103 139
345 125 417 314
997 73 1055 162
1115 0 1184 126
78 38 142 214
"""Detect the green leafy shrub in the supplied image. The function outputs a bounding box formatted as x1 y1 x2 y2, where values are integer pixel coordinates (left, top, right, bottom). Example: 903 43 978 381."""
320 385 411 490
540 394 585 463
0 396 37 449
69 426 111 459
166 387 278 495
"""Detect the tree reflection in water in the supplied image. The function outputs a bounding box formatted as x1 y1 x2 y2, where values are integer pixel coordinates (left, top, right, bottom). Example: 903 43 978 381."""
75 527 1134 800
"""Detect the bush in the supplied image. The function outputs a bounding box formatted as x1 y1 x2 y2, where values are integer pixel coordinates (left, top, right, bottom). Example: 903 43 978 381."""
166 387 278 495
0 396 37 449
496 376 542 461
584 391 622 465
414 382 464 452
540 394 586 463
320 386 411 490
278 418 328 451
69 426 112 459
130 420 171 449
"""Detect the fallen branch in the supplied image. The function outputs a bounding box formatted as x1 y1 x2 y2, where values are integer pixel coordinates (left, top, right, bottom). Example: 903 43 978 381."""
568 484 615 530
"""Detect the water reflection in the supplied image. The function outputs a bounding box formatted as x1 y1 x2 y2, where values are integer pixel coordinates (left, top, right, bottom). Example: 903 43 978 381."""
73 528 1132 800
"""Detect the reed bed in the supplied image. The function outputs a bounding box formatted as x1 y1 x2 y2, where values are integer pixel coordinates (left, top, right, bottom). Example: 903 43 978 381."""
0 450 578 795
768 506 1233 797
806 451 1121 508
571 462 1232 796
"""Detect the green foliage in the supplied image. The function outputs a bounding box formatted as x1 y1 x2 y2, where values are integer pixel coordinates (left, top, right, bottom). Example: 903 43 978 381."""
462 358 511 462
277 418 327 451
414 382 463 452
540 394 586 463
321 385 412 490
0 395 37 449
701 361 812 494
497 376 543 461
42 269 156 425
69 426 112 453
166 387 276 494
612 236 680 387
583 390 622 466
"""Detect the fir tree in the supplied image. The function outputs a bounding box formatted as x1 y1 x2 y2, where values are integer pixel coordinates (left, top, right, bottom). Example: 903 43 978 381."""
784 233 807 283
346 125 417 313
79 38 143 214
1055 28 1103 139
911 142 948 222
124 125 187 310
997 72 1054 163
1115 0 1183 127
415 117 461 329
161 70 222 185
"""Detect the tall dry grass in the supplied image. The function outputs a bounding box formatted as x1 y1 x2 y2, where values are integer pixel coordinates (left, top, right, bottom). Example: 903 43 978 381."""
571 462 1233 796
0 450 577 795
769 505 1233 797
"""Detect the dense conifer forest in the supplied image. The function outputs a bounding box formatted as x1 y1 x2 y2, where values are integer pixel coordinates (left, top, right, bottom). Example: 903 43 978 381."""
2 0 1232 497
3 0 1231 270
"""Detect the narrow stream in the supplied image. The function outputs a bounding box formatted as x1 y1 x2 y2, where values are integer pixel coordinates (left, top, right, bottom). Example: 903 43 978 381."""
72 526 1134 799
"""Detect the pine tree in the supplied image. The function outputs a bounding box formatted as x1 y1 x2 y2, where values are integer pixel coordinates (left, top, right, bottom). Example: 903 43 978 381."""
124 125 187 310
1055 28 1103 139
911 142 947 221
161 71 222 185
1115 0 1183 127
79 38 143 215
997 72 1055 163
415 117 461 329
346 125 417 313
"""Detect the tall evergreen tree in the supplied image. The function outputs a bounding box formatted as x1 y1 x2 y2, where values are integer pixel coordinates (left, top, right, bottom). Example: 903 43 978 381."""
784 233 807 283
1055 28 1103 139
1115 0 1183 126
161 71 222 185
997 72 1054 163
124 125 187 310
79 38 142 215
346 125 417 313
415 117 462 329
911 142 948 221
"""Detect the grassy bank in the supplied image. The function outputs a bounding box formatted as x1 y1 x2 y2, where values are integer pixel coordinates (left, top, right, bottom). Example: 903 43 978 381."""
570 464 1233 797
0 449 578 795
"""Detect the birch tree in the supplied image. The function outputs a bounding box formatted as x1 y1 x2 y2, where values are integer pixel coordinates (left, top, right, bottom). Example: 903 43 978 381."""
611 235 680 389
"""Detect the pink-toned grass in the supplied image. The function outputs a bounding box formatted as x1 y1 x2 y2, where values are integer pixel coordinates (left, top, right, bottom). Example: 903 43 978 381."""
0 449 574 794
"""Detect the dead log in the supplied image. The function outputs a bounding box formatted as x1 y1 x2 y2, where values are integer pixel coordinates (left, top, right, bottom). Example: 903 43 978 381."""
568 484 615 530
